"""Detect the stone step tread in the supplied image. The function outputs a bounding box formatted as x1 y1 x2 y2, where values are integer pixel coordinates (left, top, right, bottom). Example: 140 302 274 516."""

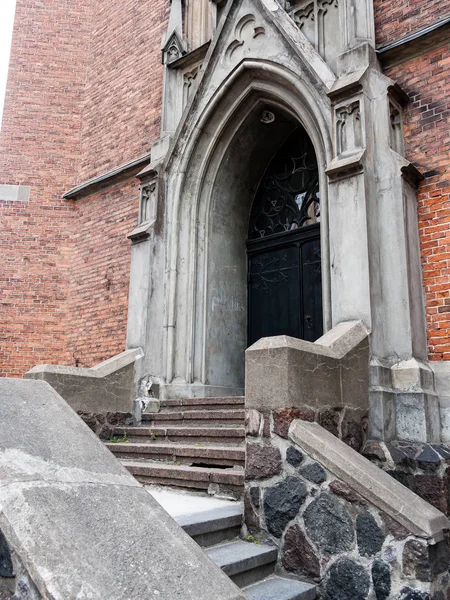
114 426 245 436
121 460 244 485
176 504 243 536
206 540 278 577
244 577 317 600
142 409 245 421
106 442 245 458
160 397 245 408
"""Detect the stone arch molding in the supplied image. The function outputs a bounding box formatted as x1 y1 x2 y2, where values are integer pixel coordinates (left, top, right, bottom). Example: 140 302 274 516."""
161 33 335 396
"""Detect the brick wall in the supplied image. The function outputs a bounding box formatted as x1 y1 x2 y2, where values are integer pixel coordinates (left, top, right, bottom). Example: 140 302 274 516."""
78 0 168 182
0 0 168 376
0 0 92 376
384 44 450 360
374 0 450 47
67 180 140 368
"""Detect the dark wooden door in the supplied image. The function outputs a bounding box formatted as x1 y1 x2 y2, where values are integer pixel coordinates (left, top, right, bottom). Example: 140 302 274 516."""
247 226 322 346
247 126 323 346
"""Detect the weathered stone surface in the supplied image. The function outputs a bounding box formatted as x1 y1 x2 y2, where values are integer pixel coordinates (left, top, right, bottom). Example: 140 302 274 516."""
0 379 246 600
372 560 391 600
264 477 308 538
0 531 13 578
318 408 341 437
246 443 282 481
245 410 261 437
329 480 366 505
417 446 441 472
429 539 450 577
244 491 260 533
341 417 364 451
325 558 370 600
273 408 313 439
282 525 320 578
398 588 430 600
362 440 386 462
290 421 450 539
286 446 304 468
356 510 385 556
304 493 354 554
433 445 450 461
262 412 271 438
77 411 131 439
26 348 141 414
403 539 431 582
414 475 447 514
381 512 410 539
249 487 261 509
299 463 327 485
386 443 410 467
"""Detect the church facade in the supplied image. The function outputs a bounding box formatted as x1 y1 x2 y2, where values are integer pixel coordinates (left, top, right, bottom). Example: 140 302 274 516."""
2 0 450 445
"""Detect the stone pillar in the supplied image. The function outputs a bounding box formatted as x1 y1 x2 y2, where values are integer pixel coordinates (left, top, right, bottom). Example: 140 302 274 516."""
327 45 439 442
185 0 211 51
161 0 186 136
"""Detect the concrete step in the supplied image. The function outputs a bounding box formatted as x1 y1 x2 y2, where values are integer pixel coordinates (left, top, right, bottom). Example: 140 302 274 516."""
244 576 317 600
206 540 277 588
106 442 245 467
113 425 245 445
159 397 245 412
142 409 245 427
175 504 243 547
121 460 244 493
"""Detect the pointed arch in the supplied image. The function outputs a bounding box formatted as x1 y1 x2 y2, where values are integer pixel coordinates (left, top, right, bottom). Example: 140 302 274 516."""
162 60 333 393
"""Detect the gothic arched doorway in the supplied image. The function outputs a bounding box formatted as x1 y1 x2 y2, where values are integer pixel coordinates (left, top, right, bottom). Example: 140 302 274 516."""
247 126 323 346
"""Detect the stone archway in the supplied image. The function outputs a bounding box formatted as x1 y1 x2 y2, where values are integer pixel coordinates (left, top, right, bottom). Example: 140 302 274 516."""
161 64 331 399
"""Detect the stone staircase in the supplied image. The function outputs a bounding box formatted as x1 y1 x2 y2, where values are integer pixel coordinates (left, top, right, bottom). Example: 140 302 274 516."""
106 397 246 496
104 396 317 599
176 503 317 600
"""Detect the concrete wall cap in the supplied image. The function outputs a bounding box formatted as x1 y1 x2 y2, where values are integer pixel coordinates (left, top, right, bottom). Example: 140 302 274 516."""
246 321 369 360
26 348 144 379
289 420 450 541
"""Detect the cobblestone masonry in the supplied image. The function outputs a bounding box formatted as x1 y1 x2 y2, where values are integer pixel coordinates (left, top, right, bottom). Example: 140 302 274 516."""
363 441 450 518
245 411 450 600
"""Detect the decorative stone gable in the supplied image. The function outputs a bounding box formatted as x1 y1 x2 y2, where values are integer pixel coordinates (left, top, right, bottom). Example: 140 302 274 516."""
286 0 340 69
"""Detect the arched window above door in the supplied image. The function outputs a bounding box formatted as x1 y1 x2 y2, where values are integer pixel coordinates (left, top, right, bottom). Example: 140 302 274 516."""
248 127 320 240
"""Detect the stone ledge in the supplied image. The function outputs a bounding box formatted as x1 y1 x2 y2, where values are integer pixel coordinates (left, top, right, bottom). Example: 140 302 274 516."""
25 348 144 414
26 348 143 379
289 420 450 541
246 320 370 412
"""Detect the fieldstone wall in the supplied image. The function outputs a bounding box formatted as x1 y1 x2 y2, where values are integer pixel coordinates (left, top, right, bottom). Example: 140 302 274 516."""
245 413 450 600
363 441 450 516
78 410 133 440
246 406 368 451
0 537 42 600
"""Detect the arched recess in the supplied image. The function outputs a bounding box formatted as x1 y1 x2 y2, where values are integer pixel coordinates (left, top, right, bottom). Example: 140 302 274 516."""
163 60 332 396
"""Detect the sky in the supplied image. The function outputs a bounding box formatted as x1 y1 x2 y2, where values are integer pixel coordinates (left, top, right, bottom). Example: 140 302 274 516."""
0 0 17 128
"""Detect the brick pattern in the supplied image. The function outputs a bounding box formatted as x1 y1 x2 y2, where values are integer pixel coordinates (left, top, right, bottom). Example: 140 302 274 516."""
0 0 92 377
0 0 168 376
67 180 140 367
374 0 450 47
78 0 168 182
385 45 450 360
